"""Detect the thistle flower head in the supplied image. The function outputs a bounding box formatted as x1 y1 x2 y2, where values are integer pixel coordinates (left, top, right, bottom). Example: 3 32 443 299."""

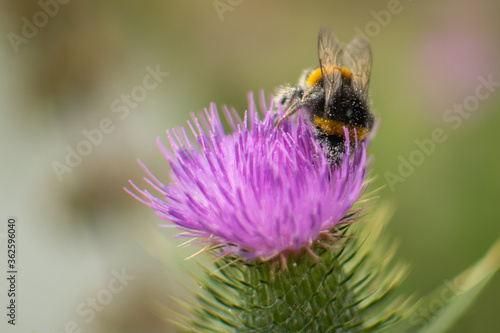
127 93 369 262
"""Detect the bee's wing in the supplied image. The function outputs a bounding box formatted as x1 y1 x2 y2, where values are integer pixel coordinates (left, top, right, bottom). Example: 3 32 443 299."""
343 37 372 96
318 26 343 110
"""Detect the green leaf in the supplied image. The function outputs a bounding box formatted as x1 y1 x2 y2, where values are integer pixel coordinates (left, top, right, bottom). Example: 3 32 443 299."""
382 237 500 333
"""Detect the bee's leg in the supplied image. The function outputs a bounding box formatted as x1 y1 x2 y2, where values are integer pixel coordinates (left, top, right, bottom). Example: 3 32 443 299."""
275 86 323 128
275 100 302 128
367 112 375 130
274 85 304 128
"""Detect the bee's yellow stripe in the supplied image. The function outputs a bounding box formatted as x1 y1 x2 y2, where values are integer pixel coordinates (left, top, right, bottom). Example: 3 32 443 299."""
306 67 324 86
306 66 352 87
340 67 352 82
313 116 367 141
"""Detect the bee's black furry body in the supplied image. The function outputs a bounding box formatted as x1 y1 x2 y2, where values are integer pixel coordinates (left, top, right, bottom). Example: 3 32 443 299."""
276 26 375 163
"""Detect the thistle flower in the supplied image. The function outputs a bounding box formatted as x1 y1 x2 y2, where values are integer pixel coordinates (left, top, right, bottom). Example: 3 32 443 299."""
127 92 500 332
127 92 369 263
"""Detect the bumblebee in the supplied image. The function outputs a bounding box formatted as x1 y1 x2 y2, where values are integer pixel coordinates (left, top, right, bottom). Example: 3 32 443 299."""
276 26 374 163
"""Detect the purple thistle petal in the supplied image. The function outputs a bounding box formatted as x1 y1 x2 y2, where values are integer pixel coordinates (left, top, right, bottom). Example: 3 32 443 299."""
127 93 370 261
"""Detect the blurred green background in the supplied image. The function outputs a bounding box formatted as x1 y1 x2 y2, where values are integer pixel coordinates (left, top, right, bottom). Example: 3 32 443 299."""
1 0 499 332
